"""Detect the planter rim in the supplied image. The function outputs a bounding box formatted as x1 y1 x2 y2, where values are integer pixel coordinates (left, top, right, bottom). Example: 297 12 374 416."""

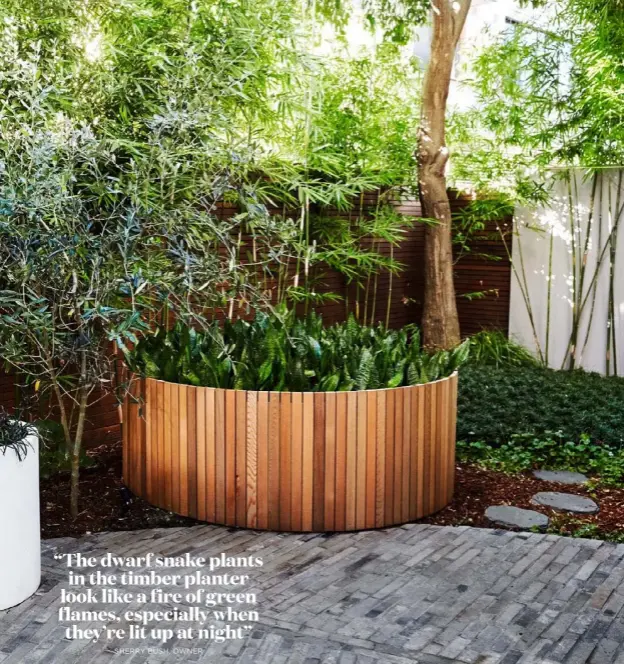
138 371 458 395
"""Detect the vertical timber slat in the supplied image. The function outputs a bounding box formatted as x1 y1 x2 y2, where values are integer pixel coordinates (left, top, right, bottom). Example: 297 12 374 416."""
236 390 247 527
402 385 411 523
365 390 377 530
268 393 281 531
291 393 303 532
145 379 153 502
302 392 314 531
279 393 292 532
313 393 326 532
345 392 357 531
334 392 347 532
215 389 226 525
196 386 207 522
187 387 197 519
178 385 189 516
246 391 258 529
164 381 173 512
157 380 165 509
375 390 386 529
205 388 216 524
257 391 269 530
393 388 403 525
356 391 367 531
225 390 236 526
324 392 336 531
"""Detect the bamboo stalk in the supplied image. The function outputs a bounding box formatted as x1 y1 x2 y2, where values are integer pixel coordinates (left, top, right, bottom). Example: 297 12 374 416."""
612 171 622 375
580 173 604 358
545 226 554 367
606 170 621 375
562 172 624 368
562 171 597 369
566 171 579 369
498 220 545 364
385 244 394 328
363 237 376 324
362 191 383 325
370 264 380 326
354 191 365 322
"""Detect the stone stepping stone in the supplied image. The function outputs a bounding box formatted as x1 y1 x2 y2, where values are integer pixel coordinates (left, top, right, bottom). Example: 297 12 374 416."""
531 492 598 514
532 470 589 485
485 505 549 530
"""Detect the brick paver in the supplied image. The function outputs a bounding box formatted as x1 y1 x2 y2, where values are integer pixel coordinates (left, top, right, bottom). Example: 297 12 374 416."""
1 524 624 663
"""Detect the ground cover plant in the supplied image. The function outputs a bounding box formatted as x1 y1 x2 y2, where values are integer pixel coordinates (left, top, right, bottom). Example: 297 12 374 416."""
128 311 470 391
456 358 624 487
457 434 624 487
458 364 624 448
547 517 624 544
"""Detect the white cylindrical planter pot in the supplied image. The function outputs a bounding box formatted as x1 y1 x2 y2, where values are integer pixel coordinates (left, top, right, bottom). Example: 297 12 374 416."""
0 431 41 611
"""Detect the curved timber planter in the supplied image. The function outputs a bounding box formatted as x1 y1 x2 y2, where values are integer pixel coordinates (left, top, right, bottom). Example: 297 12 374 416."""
123 374 457 532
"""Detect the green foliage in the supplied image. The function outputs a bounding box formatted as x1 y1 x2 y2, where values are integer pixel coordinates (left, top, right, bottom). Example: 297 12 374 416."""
36 419 95 479
458 432 624 486
467 331 540 369
452 0 624 191
128 311 470 392
448 24 562 198
0 410 35 461
0 0 308 514
458 365 624 448
303 44 420 187
359 0 429 45
311 204 413 291
547 517 624 543
0 0 425 319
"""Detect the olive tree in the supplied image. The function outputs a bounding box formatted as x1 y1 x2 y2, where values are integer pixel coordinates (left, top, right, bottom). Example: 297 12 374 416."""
0 10 295 516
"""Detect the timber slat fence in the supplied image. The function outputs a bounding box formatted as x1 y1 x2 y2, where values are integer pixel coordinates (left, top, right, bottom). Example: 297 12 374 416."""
0 191 507 447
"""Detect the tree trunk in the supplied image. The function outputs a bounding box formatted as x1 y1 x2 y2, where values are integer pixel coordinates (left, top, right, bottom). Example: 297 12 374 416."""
70 352 90 519
418 0 471 349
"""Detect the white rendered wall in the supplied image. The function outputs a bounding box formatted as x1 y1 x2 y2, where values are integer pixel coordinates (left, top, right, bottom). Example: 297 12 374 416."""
511 169 624 375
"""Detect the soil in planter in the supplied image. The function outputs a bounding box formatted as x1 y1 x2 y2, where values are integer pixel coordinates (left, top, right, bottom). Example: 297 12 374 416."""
41 444 624 541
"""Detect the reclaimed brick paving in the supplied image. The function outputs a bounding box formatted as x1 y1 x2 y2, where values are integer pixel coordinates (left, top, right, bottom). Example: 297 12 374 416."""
2 524 624 663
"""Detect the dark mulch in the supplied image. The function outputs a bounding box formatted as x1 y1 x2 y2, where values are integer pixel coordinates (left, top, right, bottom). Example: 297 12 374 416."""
424 464 624 537
41 442 198 539
41 445 624 540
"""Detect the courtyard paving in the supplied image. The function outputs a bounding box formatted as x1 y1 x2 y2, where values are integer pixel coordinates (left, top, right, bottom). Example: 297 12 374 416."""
1 524 624 663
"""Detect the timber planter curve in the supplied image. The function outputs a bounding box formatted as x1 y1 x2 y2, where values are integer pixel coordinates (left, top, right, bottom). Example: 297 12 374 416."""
122 374 457 532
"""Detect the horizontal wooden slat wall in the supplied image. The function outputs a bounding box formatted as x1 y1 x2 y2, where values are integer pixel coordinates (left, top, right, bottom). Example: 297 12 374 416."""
123 374 457 532
0 191 509 449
